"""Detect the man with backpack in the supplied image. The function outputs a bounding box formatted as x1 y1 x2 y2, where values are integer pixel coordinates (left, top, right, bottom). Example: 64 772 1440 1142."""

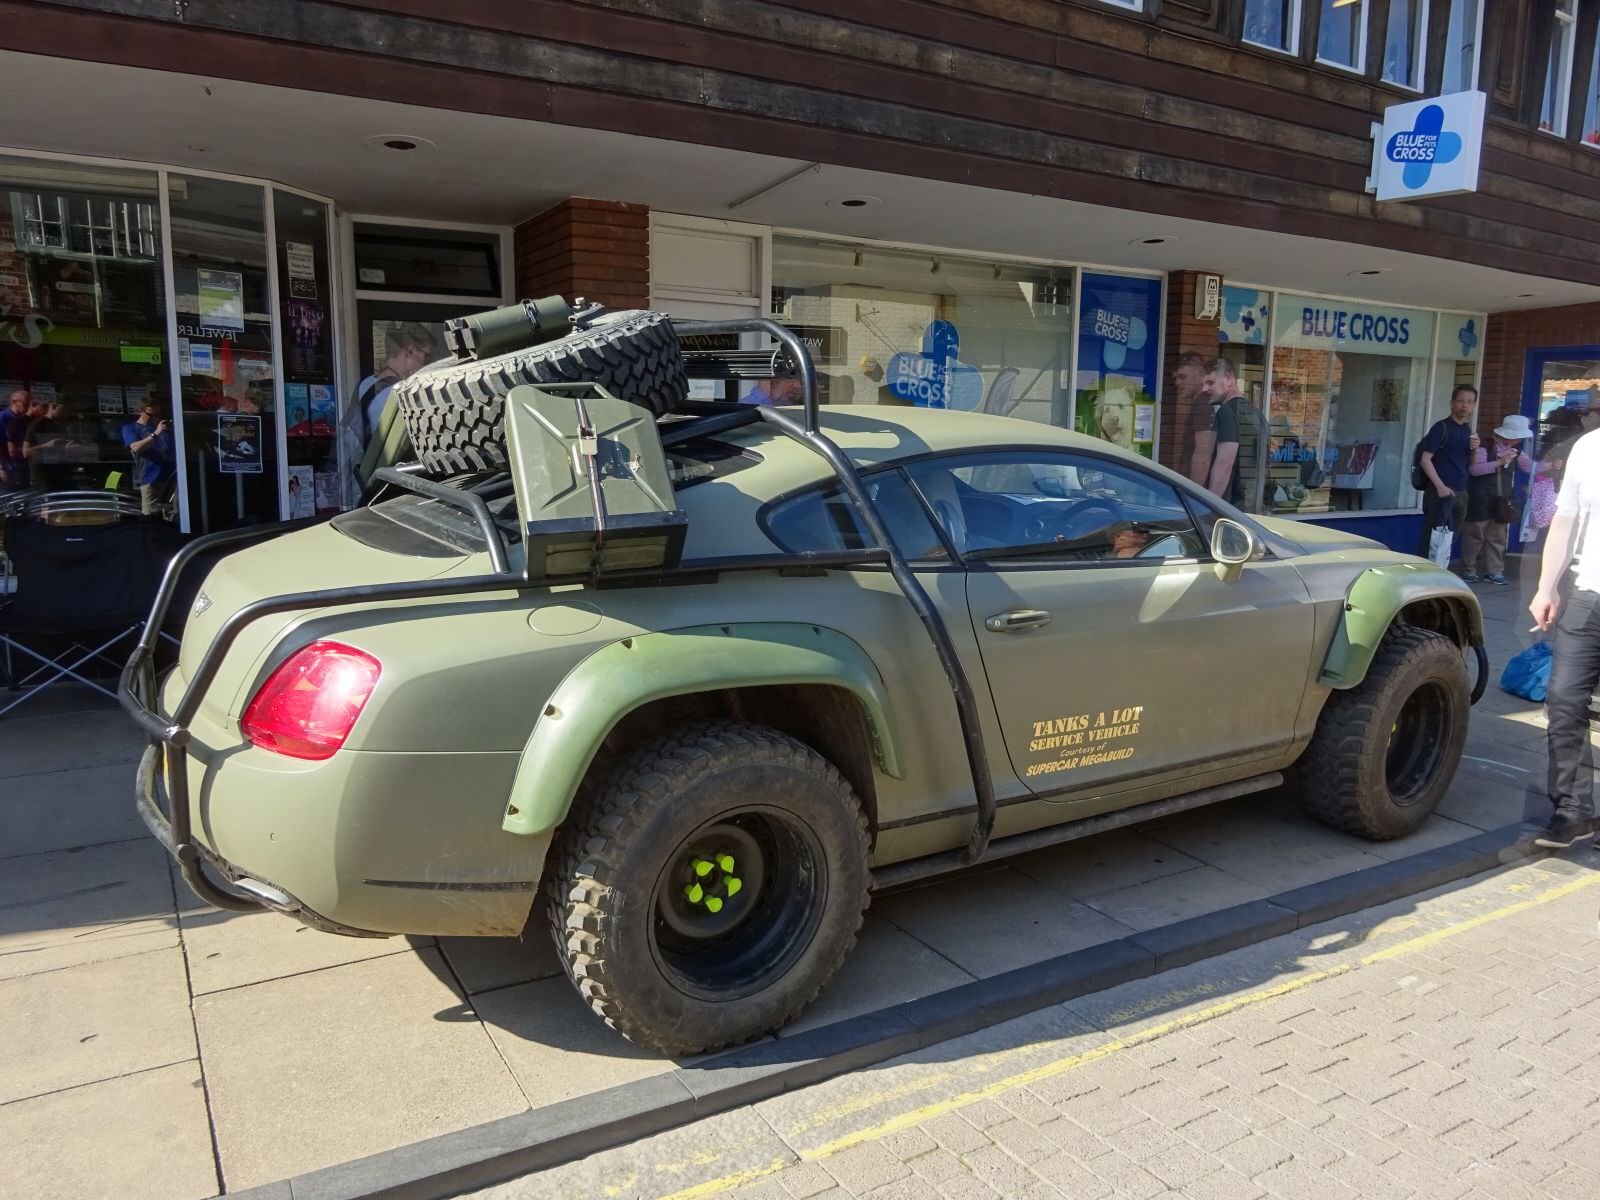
1416 385 1478 559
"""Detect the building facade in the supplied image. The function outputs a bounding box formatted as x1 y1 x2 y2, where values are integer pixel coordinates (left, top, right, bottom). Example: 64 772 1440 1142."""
4 0 1599 550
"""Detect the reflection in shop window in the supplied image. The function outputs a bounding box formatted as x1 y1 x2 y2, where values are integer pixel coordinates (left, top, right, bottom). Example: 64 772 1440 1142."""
1542 0 1579 135
1269 296 1436 515
1243 0 1302 53
1317 0 1368 72
769 235 1074 427
1440 0 1482 94
1213 287 1272 513
1584 30 1600 147
1382 0 1427 89
0 157 170 504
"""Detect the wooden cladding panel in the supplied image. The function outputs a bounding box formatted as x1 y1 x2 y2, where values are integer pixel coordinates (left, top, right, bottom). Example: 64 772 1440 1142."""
15 0 1600 286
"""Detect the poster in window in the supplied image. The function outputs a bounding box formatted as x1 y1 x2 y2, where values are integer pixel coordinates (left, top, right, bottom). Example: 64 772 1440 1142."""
97 385 124 415
285 383 311 436
286 299 329 378
1075 273 1163 456
309 384 336 436
1332 440 1380 489
285 242 318 300
287 465 316 518
217 413 263 474
197 269 245 331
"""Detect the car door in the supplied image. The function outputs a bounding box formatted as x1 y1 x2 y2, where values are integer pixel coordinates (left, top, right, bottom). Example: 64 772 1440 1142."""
902 449 1315 800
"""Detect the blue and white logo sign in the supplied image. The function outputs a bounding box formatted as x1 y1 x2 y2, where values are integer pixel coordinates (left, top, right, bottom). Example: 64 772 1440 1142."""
1370 91 1486 203
887 321 983 409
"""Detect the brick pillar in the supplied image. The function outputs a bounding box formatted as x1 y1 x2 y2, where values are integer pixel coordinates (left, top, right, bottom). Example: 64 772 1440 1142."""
513 198 649 310
1159 270 1224 478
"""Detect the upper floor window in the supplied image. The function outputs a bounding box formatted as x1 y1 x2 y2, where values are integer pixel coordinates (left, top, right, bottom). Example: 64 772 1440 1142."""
1542 0 1580 135
1382 0 1428 89
1317 0 1369 72
1244 0 1302 54
1097 0 1144 9
1585 28 1600 146
1440 0 1484 93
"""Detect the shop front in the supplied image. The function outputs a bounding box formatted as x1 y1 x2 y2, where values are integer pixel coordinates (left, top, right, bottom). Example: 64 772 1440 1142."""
1173 282 1485 552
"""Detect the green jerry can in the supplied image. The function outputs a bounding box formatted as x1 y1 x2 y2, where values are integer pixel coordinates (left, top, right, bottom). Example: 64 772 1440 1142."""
502 381 688 581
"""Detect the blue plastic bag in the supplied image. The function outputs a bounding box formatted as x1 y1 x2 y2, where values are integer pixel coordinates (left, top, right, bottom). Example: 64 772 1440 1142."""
1500 641 1553 702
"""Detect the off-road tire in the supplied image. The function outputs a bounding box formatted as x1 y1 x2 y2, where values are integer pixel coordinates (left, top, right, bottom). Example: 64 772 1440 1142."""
391 309 688 475
1297 625 1469 840
543 721 871 1056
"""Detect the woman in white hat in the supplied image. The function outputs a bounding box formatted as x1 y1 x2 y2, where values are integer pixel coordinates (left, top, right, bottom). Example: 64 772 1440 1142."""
1461 413 1534 584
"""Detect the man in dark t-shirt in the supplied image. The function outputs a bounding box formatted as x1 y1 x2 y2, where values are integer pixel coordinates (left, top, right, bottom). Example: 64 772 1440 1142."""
1203 357 1263 510
1420 385 1478 534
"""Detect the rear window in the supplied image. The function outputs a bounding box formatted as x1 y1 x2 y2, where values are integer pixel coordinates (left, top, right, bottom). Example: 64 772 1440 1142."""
667 439 759 488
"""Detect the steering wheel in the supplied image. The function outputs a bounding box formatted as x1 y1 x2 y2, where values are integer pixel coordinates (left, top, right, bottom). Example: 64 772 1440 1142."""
1026 498 1125 544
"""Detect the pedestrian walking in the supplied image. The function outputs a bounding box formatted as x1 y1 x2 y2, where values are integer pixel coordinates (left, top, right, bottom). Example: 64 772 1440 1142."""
1460 414 1532 584
1418 385 1478 566
1530 422 1600 847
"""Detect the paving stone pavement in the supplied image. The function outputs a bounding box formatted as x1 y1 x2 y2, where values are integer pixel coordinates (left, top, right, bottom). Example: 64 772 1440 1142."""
468 853 1600 1200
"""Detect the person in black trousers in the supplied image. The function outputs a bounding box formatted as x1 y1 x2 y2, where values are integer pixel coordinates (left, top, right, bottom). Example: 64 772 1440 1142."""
1419 385 1478 563
1530 421 1600 847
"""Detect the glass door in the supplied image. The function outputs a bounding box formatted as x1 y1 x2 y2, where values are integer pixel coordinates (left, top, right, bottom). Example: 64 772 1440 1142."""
168 175 279 533
1520 348 1600 552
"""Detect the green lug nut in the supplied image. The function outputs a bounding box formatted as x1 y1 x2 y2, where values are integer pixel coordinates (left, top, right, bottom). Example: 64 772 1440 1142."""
684 883 704 904
693 859 713 878
705 896 724 914
725 877 743 897
716 853 736 872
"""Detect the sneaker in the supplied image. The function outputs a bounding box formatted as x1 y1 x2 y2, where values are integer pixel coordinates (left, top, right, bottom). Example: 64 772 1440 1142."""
1534 815 1598 849
1461 572 1479 584
1486 573 1508 586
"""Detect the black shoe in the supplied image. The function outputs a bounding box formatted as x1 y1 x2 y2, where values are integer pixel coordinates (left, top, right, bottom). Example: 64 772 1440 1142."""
1534 815 1598 849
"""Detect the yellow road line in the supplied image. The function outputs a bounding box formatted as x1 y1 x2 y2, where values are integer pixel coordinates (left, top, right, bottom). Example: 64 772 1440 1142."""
654 869 1600 1200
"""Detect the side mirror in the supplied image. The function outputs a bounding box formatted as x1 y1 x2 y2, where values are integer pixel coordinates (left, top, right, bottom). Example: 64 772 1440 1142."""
1211 518 1257 567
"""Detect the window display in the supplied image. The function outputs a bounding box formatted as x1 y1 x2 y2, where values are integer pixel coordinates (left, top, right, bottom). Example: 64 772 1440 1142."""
1075 273 1164 459
275 191 338 516
770 236 1074 426
1269 296 1436 514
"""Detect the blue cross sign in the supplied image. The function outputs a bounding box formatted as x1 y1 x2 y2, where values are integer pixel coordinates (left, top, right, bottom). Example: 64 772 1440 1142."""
1384 105 1463 190
1371 91 1485 202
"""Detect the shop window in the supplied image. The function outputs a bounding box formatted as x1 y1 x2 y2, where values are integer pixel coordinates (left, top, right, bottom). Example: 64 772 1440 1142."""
353 224 500 298
1584 28 1600 145
1097 0 1144 9
0 156 169 504
903 452 1205 564
274 191 338 518
769 235 1074 425
1382 0 1428 88
1441 0 1483 93
1075 274 1164 460
1269 296 1436 515
1244 0 1302 53
1542 0 1580 135
169 176 279 533
1317 0 1368 71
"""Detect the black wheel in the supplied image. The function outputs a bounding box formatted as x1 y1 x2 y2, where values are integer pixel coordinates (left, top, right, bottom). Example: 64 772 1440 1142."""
1297 625 1470 839
391 308 688 475
543 721 871 1055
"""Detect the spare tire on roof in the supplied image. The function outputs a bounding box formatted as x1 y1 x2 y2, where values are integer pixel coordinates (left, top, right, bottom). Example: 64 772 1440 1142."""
390 308 689 475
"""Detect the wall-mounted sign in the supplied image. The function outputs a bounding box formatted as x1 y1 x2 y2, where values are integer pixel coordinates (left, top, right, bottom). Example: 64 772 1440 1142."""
1440 313 1483 361
1219 286 1269 346
1194 274 1221 321
1275 295 1435 360
1368 91 1486 203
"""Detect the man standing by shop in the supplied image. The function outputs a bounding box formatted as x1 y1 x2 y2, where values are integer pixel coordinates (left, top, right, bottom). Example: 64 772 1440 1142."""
0 388 31 491
1531 419 1600 847
1418 385 1478 555
121 401 176 518
1202 357 1262 510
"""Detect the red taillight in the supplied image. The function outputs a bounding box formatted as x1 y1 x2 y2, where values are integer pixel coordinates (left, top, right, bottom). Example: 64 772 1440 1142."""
242 641 381 760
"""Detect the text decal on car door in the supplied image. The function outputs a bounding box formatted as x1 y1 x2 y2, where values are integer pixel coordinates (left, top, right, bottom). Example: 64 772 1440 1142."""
1026 706 1144 777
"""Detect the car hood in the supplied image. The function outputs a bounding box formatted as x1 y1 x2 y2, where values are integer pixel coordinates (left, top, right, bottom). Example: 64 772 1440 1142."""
1257 515 1385 554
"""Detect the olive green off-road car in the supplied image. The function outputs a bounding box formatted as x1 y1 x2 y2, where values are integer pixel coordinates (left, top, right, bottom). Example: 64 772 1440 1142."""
122 298 1486 1055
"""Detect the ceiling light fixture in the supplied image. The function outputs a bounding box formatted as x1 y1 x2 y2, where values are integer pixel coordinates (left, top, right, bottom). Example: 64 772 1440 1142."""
1129 235 1176 247
1348 268 1388 277
826 195 882 210
363 134 436 154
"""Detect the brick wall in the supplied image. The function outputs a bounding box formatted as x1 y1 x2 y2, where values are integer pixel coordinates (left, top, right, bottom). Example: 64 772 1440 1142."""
513 198 649 310
1159 269 1223 478
1482 303 1600 432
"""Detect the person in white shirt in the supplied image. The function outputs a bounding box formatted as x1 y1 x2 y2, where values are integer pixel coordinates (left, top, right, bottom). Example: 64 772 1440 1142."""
1530 425 1600 847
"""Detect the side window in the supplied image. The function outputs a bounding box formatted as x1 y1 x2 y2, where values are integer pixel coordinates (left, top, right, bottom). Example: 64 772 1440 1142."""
904 451 1206 563
764 470 949 560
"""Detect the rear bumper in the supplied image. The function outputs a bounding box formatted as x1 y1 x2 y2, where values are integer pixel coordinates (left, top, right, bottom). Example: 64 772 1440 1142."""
135 744 387 936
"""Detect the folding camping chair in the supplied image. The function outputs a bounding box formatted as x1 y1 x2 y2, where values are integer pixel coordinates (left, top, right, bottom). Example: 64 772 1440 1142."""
0 513 183 717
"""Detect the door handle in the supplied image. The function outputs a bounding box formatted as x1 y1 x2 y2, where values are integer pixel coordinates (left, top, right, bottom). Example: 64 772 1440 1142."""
985 608 1052 633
